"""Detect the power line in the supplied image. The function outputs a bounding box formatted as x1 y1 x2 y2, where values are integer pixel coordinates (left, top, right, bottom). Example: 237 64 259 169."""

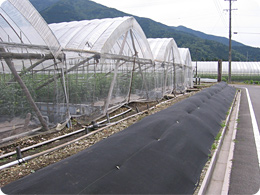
234 32 260 35
213 0 228 28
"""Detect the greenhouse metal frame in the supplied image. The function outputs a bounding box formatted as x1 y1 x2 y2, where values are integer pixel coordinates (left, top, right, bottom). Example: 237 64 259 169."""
0 0 193 140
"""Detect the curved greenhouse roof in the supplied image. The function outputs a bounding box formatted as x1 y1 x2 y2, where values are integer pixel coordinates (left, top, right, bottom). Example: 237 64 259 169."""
179 48 192 67
49 16 153 59
0 0 62 131
0 0 195 138
148 38 181 64
147 38 193 93
0 0 60 56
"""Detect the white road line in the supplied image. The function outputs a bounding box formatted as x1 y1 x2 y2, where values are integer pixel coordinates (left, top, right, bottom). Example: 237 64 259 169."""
245 88 260 168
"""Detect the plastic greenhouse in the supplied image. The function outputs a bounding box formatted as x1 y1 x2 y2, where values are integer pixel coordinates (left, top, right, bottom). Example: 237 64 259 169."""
0 0 193 140
0 0 62 136
179 48 193 88
193 61 260 81
148 38 187 94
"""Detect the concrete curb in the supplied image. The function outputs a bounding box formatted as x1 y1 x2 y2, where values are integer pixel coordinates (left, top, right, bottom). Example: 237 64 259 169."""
198 88 240 195
221 89 241 194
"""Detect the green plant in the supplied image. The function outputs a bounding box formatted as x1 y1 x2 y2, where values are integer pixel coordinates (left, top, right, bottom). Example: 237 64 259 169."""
221 121 226 128
215 132 222 141
211 143 217 150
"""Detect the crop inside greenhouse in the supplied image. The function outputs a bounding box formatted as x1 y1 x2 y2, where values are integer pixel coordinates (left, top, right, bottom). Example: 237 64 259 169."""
0 0 193 140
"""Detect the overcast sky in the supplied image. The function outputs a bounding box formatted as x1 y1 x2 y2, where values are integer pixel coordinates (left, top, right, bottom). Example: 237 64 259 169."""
91 0 260 48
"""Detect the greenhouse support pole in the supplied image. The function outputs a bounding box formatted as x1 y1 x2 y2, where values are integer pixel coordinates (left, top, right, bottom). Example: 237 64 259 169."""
104 31 128 114
8 58 47 84
127 57 136 103
171 48 176 96
173 63 176 95
137 62 149 99
162 62 168 96
36 55 97 90
0 48 49 131
104 59 119 114
130 29 149 100
57 56 72 128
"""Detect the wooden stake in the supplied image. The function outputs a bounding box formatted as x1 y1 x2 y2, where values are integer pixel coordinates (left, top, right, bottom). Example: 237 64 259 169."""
218 59 222 82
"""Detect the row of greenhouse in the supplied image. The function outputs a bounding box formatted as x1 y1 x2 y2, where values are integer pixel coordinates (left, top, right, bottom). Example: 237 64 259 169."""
0 0 193 135
194 61 260 81
1 0 259 137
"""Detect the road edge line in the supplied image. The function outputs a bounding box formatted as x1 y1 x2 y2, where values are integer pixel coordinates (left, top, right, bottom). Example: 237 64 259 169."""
245 88 260 168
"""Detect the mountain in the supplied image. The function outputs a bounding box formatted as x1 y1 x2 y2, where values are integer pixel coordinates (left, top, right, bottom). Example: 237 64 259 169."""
172 26 245 47
29 0 260 61
31 0 127 23
171 26 260 61
29 0 60 12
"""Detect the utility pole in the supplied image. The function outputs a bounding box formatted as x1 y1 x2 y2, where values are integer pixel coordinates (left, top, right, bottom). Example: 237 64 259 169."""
225 0 237 83
228 0 232 83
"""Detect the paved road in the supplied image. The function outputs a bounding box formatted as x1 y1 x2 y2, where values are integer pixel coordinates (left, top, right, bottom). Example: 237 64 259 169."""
229 85 260 194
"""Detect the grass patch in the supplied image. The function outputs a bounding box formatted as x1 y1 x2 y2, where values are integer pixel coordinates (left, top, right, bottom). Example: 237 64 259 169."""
211 143 217 150
221 121 226 128
215 132 222 141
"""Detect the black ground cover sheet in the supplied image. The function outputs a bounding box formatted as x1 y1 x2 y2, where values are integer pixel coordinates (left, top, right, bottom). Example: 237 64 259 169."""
2 82 236 194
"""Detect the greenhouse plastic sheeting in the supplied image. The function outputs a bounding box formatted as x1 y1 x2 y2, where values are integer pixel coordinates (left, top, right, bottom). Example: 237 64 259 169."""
193 61 260 79
49 17 153 58
148 38 182 64
49 17 162 119
148 38 184 93
0 0 66 137
0 0 194 141
0 0 60 56
179 48 193 89
0 0 61 71
2 82 236 194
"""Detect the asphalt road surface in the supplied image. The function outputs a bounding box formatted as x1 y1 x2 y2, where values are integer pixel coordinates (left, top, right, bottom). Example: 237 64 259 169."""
229 85 260 194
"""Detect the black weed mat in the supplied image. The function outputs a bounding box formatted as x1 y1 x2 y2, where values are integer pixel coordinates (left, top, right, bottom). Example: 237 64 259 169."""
2 82 236 194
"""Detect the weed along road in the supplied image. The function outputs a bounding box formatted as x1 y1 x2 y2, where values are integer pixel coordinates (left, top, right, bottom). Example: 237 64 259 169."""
229 85 260 194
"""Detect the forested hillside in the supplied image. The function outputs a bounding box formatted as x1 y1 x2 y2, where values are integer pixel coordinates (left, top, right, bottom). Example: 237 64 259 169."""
29 0 260 61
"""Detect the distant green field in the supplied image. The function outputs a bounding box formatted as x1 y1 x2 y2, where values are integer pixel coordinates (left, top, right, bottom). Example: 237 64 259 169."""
198 74 260 82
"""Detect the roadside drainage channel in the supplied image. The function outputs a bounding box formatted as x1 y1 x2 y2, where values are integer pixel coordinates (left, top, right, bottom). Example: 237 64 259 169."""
197 89 241 195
